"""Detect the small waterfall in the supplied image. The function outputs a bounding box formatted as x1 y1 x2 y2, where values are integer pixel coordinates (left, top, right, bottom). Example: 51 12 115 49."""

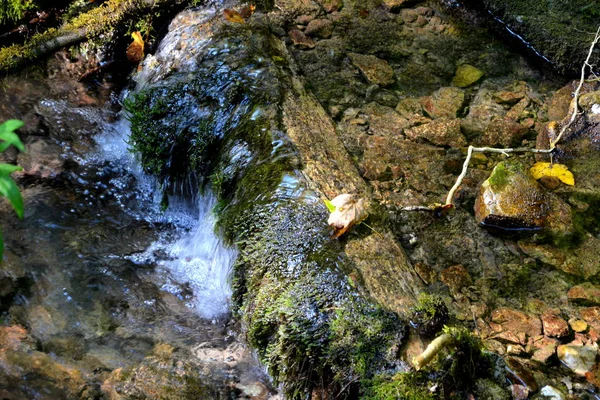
89 111 236 321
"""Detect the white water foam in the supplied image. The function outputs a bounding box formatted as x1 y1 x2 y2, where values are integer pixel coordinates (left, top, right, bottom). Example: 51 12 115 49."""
89 115 236 320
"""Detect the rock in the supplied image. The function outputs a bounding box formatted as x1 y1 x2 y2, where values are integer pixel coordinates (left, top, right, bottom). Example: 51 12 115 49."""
569 319 588 333
422 86 465 119
580 307 600 331
490 308 542 343
439 264 472 294
474 161 573 237
541 313 569 338
505 357 538 392
493 90 525 105
404 118 466 148
382 0 418 12
556 345 598 375
288 29 316 49
540 385 566 400
568 282 600 306
461 88 506 135
510 384 529 400
479 119 530 147
304 19 334 38
395 97 424 119
578 90 600 112
348 53 395 86
547 83 575 121
452 64 483 88
15 138 65 179
530 336 559 363
315 0 342 13
362 102 410 137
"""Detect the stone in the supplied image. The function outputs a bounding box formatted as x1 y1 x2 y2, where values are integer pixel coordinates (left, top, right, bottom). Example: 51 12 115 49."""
288 29 316 49
421 86 465 119
461 88 506 135
440 264 472 294
540 386 566 400
15 138 65 179
579 90 600 112
530 336 559 363
493 90 525 105
479 119 530 147
580 307 600 331
414 263 437 284
556 345 598 375
304 19 334 39
505 357 538 392
348 53 395 86
382 0 418 12
315 0 342 13
404 118 466 148
362 102 410 137
547 83 574 121
452 64 483 88
569 319 588 333
395 97 423 119
541 313 569 338
474 161 573 237
510 384 529 400
490 307 542 341
568 282 600 306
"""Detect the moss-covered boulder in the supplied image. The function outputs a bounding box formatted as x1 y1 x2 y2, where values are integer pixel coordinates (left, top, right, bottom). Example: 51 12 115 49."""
126 9 422 398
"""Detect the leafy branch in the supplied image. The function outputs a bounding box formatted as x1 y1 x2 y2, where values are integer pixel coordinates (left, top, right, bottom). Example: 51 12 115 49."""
0 119 25 260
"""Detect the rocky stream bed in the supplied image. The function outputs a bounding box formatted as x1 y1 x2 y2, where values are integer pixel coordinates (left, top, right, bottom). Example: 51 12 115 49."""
0 0 600 399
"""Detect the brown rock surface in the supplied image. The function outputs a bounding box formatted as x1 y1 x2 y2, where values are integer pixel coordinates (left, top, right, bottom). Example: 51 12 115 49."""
568 282 600 306
348 53 395 86
404 118 466 148
580 307 600 331
490 307 542 341
304 19 334 38
289 29 316 49
541 313 569 338
440 264 472 294
422 86 465 119
529 336 559 363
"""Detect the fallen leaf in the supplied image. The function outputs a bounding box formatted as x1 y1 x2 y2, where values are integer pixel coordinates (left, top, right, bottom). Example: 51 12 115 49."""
530 162 575 186
223 9 245 23
239 4 256 19
327 193 368 238
126 31 144 64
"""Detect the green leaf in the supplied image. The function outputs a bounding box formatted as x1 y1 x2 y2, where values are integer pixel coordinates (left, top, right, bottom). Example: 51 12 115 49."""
0 119 25 152
0 164 22 175
0 175 23 219
324 199 336 212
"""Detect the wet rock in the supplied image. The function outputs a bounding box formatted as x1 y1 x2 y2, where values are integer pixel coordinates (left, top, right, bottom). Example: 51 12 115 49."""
479 119 530 147
556 345 598 376
490 307 542 344
289 29 316 49
304 19 334 38
345 233 422 314
569 319 588 333
362 102 410 137
15 137 65 179
315 0 341 13
440 264 472 294
540 385 566 400
474 161 573 237
568 283 600 306
452 64 483 88
348 52 395 86
382 0 418 12
404 118 466 147
510 384 529 400
541 313 569 338
505 357 538 392
461 88 506 135
580 307 600 331
530 336 559 363
422 86 465 119
395 97 424 119
578 90 600 112
547 83 575 121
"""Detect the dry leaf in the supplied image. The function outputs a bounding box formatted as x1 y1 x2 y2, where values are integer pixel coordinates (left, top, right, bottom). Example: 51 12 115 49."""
223 9 245 23
327 193 368 238
530 162 575 186
239 4 256 19
126 31 144 64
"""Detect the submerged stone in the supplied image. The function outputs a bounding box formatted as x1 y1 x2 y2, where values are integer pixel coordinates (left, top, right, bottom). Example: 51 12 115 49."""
348 52 395 86
556 345 597 376
568 283 600 306
452 64 483 88
474 161 573 237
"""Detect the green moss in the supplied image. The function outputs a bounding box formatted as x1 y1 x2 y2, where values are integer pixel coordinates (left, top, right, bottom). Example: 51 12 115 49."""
0 0 34 23
410 293 449 338
363 372 435 400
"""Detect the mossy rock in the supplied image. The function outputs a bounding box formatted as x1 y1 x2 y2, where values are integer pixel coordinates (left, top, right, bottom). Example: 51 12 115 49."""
452 64 483 88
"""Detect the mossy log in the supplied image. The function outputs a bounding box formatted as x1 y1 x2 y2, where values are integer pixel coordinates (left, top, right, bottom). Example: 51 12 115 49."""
0 0 193 73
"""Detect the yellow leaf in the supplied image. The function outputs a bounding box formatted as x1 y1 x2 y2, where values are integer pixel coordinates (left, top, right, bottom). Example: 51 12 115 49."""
530 162 575 186
126 31 144 64
327 194 368 238
223 9 245 23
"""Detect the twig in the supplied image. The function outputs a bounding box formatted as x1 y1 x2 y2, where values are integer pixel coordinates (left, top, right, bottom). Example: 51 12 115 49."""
550 25 600 149
412 333 454 370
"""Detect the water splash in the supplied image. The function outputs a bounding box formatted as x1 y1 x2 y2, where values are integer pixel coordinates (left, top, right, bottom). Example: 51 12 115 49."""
89 113 236 320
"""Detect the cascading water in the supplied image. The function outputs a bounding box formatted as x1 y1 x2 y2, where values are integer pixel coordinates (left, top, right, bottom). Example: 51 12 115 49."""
89 108 236 321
